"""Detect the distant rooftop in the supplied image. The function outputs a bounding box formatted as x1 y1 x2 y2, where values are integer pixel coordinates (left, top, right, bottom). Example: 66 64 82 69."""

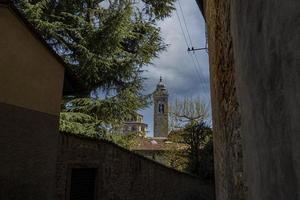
131 137 187 151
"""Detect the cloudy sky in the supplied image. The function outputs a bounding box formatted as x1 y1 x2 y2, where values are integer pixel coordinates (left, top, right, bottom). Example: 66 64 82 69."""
140 0 211 136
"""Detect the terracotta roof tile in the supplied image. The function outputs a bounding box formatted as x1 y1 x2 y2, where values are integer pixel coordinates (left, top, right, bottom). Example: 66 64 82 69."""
131 137 187 151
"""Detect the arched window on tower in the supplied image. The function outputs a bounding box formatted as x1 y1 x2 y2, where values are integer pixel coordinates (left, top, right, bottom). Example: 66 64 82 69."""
158 104 164 114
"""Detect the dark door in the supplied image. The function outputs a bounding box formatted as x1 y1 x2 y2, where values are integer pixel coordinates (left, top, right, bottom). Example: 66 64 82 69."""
70 168 97 200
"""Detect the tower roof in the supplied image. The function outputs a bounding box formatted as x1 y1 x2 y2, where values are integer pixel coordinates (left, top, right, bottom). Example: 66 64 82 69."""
156 76 167 90
154 76 168 97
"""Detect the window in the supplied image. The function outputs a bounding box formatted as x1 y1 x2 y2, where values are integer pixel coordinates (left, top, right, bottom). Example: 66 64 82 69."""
124 125 129 131
158 104 164 114
69 168 97 200
132 126 137 131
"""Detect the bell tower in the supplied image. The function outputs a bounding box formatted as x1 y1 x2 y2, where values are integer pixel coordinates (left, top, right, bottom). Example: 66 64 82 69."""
153 76 169 138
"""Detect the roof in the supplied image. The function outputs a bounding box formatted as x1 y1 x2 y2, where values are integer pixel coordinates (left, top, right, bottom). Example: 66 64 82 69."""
124 121 148 126
0 0 81 95
157 76 166 87
131 137 187 151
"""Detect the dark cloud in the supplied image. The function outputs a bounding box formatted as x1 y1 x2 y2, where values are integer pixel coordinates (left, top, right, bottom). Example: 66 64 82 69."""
140 0 211 136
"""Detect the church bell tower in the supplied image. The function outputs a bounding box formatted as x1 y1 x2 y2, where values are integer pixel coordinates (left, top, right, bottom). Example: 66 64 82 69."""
153 76 169 138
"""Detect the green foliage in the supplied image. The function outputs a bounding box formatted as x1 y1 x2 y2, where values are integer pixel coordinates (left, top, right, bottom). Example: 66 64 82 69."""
197 133 214 181
105 132 139 149
142 0 175 20
17 0 174 91
60 112 104 137
60 110 139 149
166 122 214 180
167 97 214 180
15 0 175 135
164 144 188 172
183 122 213 178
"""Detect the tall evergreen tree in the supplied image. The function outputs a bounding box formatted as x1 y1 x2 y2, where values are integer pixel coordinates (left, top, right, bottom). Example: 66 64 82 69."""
15 0 175 136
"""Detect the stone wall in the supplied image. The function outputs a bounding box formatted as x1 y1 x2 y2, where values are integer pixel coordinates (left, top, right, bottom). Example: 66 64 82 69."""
153 86 169 138
200 0 300 200
57 133 215 200
203 1 245 200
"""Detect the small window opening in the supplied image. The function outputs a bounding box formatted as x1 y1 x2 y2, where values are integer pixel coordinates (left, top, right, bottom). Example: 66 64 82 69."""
70 168 97 200
158 104 165 114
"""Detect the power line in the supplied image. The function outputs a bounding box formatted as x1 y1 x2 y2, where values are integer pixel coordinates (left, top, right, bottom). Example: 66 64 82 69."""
175 0 211 107
178 0 207 53
177 0 193 46
193 53 210 94
175 4 206 93
174 4 190 48
178 0 209 95
190 52 208 93
177 0 210 82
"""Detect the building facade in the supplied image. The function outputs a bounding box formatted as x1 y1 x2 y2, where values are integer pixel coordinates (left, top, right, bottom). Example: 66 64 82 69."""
123 113 148 136
153 77 169 137
0 1 66 198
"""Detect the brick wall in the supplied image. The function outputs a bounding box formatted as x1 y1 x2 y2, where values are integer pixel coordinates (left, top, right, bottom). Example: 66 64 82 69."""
56 133 215 200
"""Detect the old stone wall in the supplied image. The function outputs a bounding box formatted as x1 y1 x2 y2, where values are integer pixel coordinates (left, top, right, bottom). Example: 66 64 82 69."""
57 134 215 200
201 0 300 200
203 1 245 200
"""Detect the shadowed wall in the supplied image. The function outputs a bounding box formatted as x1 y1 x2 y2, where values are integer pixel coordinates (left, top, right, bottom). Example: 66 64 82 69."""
199 0 300 200
57 134 215 200
0 4 64 199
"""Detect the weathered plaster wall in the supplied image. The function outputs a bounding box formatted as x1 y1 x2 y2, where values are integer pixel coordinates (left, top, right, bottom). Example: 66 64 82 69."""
0 5 64 199
57 134 215 200
231 1 300 200
0 7 64 115
201 0 299 200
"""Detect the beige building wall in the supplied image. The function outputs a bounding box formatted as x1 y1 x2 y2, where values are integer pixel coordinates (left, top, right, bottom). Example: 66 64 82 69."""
0 7 64 116
0 4 65 199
